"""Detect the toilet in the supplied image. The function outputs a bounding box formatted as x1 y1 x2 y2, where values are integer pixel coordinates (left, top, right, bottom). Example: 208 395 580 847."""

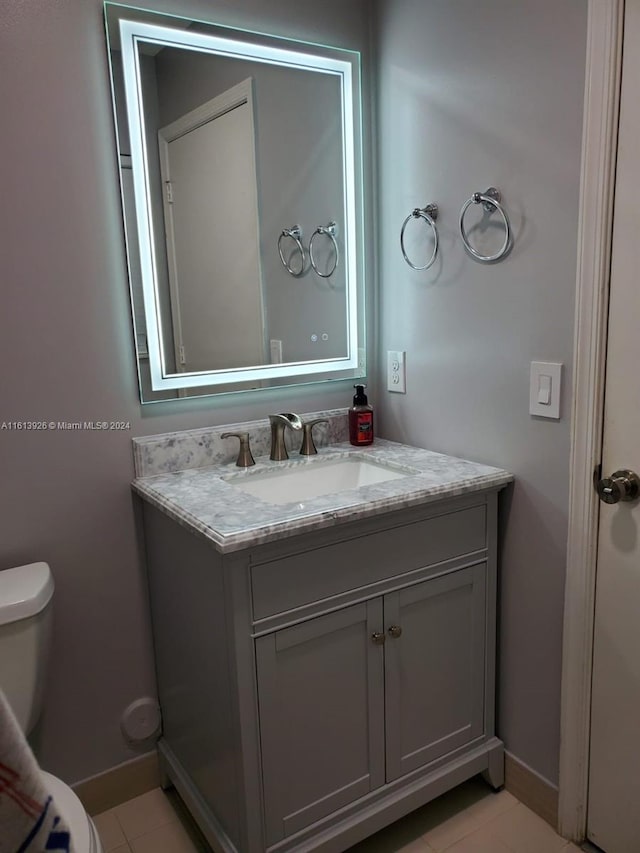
0 561 103 852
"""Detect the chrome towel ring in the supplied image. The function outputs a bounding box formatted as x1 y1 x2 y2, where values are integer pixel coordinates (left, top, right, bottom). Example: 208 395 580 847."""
309 221 339 278
400 204 439 270
459 187 511 262
278 225 306 276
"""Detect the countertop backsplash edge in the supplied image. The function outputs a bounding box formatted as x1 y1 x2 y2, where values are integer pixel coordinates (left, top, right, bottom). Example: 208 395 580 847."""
132 408 349 477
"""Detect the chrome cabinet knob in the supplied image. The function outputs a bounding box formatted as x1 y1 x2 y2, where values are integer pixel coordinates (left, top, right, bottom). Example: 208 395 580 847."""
595 469 640 504
388 625 402 639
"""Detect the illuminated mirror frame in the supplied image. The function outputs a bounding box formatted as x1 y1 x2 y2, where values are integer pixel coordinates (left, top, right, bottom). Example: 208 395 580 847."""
107 5 364 396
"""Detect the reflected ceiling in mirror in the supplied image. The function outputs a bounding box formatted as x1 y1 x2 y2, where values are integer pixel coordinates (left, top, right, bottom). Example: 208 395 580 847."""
104 3 365 402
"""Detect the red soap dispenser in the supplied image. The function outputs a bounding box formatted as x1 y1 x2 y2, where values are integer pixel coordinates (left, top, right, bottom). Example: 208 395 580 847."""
349 384 374 446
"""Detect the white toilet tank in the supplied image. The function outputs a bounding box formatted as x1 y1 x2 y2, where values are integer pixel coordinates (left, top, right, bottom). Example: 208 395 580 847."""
0 561 54 733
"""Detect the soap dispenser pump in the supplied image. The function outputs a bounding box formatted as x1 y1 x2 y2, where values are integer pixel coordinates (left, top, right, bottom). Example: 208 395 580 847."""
349 384 374 446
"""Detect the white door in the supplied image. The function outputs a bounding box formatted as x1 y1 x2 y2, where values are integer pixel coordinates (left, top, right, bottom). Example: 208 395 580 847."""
587 2 640 851
159 81 266 373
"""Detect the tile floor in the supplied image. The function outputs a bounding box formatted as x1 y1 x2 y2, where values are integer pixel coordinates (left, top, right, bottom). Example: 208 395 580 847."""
93 777 582 853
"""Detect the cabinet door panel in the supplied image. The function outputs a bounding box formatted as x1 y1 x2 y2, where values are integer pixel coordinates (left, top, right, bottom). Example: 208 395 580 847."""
256 600 385 845
385 564 486 781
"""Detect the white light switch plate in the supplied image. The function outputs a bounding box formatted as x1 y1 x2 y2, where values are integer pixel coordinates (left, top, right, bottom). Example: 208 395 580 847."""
530 361 562 418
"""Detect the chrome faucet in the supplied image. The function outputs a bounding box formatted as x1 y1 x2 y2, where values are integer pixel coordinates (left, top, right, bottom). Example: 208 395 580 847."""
269 413 303 461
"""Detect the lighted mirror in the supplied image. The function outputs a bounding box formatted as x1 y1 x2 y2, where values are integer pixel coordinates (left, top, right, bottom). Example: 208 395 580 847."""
104 3 365 402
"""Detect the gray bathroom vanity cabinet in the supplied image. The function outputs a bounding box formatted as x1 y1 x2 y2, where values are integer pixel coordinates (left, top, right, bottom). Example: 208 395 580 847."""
136 443 510 853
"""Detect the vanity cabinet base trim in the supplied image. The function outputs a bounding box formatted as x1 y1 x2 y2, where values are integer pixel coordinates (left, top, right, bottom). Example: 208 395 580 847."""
160 735 503 853
158 741 239 853
265 738 504 853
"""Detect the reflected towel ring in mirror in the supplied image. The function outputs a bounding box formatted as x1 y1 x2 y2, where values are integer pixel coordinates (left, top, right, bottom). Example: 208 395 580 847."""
459 187 511 262
278 225 307 276
309 221 339 278
400 203 439 270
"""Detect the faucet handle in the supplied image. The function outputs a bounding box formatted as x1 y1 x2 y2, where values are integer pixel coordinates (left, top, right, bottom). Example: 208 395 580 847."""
221 432 255 467
299 418 329 456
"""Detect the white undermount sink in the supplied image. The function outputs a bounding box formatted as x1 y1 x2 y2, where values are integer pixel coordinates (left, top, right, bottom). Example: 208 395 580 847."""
224 456 412 505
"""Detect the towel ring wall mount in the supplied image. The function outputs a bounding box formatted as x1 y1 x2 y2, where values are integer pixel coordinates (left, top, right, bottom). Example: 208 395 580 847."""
309 221 339 278
459 187 511 262
400 203 439 270
278 225 306 276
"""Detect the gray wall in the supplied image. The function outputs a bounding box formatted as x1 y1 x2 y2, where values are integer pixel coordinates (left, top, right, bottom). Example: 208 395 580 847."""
2 0 588 794
0 0 373 784
374 0 587 785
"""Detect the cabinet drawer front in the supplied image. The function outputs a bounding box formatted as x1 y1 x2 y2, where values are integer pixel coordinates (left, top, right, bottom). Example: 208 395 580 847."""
251 504 486 620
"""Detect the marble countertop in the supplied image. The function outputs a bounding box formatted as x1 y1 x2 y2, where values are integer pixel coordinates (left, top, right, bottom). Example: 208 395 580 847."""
132 439 513 554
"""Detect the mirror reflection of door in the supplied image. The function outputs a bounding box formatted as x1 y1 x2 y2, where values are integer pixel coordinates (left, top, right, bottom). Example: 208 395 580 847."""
158 79 266 373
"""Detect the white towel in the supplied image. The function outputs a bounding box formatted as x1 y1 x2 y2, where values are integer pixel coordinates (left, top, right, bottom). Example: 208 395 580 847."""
0 689 74 853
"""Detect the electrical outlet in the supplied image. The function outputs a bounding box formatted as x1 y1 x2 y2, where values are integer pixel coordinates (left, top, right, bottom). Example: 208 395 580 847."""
270 339 283 363
387 350 406 393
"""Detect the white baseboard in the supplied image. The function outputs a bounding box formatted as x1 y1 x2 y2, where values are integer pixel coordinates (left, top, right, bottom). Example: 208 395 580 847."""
504 751 559 830
72 751 159 816
71 747 559 832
